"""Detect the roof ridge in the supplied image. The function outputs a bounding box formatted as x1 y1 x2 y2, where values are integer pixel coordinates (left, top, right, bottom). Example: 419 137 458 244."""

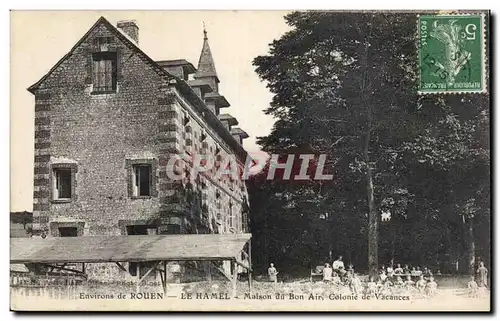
27 16 248 161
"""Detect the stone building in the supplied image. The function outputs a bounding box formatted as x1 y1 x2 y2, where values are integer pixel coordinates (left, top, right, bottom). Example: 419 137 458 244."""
28 17 250 280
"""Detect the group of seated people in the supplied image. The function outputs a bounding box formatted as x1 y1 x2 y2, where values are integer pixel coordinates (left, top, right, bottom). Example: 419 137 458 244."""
379 263 437 280
369 263 437 296
467 261 489 297
317 259 489 298
321 259 437 283
318 259 439 297
466 275 489 298
366 274 438 297
320 256 352 282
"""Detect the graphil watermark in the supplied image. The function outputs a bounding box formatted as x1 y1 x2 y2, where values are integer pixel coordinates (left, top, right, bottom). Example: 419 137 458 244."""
165 152 334 181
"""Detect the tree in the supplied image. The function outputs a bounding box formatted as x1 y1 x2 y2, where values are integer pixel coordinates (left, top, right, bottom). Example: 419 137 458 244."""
251 11 490 277
403 95 490 275
253 12 423 276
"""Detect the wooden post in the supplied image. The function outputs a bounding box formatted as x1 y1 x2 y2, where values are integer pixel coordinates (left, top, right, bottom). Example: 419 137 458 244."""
159 266 165 291
232 260 238 298
207 261 212 282
248 241 252 294
136 262 140 293
163 261 167 296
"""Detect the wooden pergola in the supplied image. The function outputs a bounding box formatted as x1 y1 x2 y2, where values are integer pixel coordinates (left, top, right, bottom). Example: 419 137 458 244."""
10 234 252 297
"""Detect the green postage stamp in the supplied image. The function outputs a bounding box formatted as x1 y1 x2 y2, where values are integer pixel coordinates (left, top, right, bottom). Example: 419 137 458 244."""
418 14 486 94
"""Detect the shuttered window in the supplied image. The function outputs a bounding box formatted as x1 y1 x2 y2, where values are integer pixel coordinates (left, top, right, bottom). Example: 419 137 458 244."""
92 52 117 93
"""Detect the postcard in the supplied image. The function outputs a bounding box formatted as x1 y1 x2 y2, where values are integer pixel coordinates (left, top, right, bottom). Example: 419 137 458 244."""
10 10 490 311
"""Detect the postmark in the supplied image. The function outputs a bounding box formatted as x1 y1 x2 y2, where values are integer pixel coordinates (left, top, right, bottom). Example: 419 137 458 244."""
418 14 486 94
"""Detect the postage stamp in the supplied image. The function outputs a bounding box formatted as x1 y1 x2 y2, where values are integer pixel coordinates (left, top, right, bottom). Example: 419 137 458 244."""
418 14 486 94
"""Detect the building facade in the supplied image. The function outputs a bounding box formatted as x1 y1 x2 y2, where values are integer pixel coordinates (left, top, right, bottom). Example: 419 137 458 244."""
28 17 250 280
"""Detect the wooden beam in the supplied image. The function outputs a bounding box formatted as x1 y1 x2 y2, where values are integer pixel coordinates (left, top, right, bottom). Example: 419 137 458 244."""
159 265 165 295
49 263 67 273
206 261 212 282
11 256 237 264
163 261 167 295
248 240 252 294
211 262 232 282
42 264 85 275
115 262 127 272
136 262 140 293
139 261 162 283
235 259 251 271
159 267 165 285
232 260 238 298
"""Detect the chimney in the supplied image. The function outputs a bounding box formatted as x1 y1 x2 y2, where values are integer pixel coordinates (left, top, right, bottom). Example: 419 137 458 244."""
117 20 139 44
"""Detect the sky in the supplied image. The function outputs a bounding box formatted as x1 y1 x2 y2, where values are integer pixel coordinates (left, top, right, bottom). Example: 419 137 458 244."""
10 11 292 212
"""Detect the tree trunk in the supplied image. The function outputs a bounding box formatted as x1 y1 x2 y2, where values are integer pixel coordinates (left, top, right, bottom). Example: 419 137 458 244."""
363 121 377 276
363 95 377 277
359 29 378 277
366 165 378 277
468 216 475 277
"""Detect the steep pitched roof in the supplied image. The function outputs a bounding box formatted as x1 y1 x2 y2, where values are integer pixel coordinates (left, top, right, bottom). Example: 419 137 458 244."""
27 17 247 161
27 16 173 94
194 29 219 82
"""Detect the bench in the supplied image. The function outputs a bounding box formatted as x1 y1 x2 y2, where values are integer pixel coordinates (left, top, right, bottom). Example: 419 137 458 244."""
310 265 325 282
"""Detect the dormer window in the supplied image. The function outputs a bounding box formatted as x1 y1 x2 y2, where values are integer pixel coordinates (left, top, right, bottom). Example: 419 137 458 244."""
183 111 190 126
92 52 117 94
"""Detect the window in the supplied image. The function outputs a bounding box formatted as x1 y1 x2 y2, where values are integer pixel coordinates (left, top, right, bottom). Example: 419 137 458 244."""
50 221 84 237
53 168 72 201
183 111 190 126
132 165 152 197
126 225 157 236
126 159 157 199
95 37 113 51
92 52 117 93
58 227 77 237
